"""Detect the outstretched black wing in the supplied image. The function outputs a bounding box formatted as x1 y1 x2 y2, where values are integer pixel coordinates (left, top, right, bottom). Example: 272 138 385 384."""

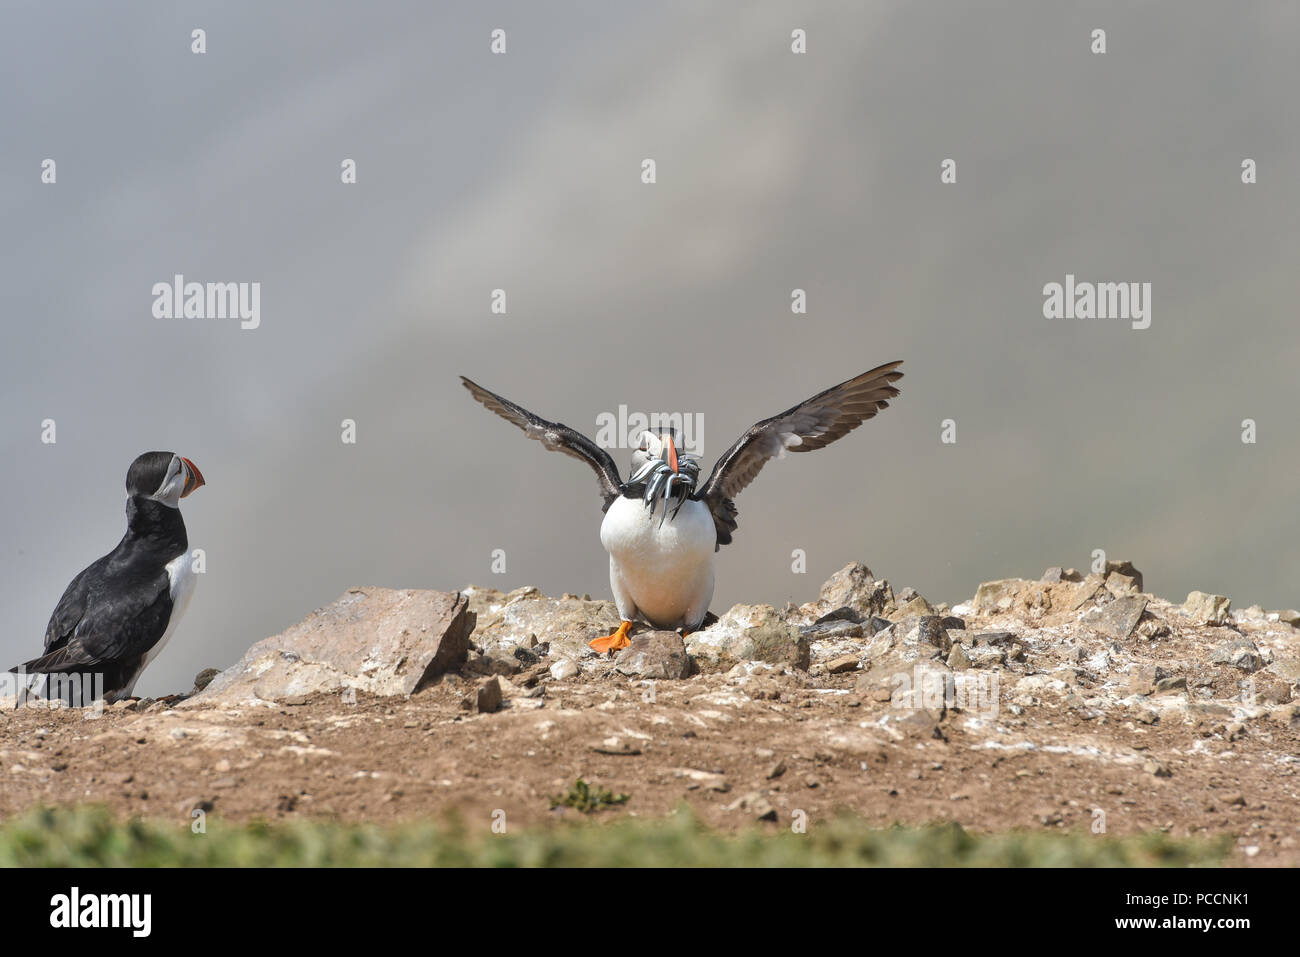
695 361 903 546
461 376 624 511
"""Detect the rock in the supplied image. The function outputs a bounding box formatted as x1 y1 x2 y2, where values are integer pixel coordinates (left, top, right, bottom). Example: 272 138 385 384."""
802 606 866 639
947 644 972 669
1276 610 1300 627
1273 704 1300 731
890 707 946 739
975 630 1016 645
1210 639 1264 674
725 791 778 822
1061 575 1104 611
815 606 862 625
549 658 580 681
966 646 1007 669
685 604 810 672
1265 657 1300 683
1189 701 1233 720
972 579 1027 614
1184 591 1231 626
475 653 522 677
192 668 219 693
825 654 860 675
1143 760 1172 778
516 662 550 689
473 594 621 659
1136 618 1171 640
859 619 947 673
1154 675 1187 695
476 677 502 713
1084 595 1147 638
814 562 889 617
1218 638 1264 670
188 588 474 706
895 616 952 654
614 631 693 680
1236 605 1267 623
591 736 641 756
459 584 509 622
799 620 864 640
673 768 729 792
1105 560 1144 592
1256 679 1292 705
1041 567 1064 583
1105 572 1140 598
513 645 541 666
1127 664 1170 696
973 631 1024 660
894 596 935 618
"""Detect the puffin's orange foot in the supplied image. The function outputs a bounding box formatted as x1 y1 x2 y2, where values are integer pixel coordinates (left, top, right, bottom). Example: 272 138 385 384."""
590 620 632 654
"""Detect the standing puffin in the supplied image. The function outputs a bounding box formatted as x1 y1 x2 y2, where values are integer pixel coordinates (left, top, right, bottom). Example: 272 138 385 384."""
461 362 902 652
11 451 205 703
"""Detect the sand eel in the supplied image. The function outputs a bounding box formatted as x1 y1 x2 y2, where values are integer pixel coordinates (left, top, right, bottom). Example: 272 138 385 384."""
461 362 902 653
10 451 205 704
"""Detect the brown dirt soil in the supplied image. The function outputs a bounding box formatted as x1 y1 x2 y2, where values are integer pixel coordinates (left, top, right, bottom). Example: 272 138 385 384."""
2 661 1297 865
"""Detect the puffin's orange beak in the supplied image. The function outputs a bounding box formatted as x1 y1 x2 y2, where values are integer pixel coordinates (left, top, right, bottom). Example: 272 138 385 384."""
180 457 205 497
665 434 678 474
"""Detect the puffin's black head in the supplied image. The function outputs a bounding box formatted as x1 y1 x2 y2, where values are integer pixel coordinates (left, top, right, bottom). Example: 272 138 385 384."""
126 451 206 508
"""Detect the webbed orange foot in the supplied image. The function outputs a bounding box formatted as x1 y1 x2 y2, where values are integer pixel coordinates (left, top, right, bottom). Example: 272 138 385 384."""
590 620 632 654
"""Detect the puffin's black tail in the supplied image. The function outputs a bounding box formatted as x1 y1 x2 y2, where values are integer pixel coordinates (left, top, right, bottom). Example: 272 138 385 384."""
8 651 117 707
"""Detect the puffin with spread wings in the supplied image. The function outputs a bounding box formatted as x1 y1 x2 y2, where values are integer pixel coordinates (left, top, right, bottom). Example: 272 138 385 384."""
462 362 902 653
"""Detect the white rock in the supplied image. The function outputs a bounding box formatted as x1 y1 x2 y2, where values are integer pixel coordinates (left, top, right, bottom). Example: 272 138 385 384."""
549 658 580 681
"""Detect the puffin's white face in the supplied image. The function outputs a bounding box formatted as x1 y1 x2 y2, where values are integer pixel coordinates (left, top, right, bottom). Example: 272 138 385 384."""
630 430 673 476
149 455 205 509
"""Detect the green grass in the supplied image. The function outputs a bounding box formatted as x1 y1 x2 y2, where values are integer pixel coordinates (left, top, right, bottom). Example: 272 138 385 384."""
0 805 1229 867
548 778 630 814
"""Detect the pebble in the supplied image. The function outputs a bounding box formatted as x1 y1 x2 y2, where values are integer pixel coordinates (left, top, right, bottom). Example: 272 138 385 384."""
826 654 860 674
476 677 502 714
549 658 580 681
725 791 777 822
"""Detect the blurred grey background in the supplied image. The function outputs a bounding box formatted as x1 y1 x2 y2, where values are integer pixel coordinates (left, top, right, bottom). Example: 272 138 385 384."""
2 1 1297 697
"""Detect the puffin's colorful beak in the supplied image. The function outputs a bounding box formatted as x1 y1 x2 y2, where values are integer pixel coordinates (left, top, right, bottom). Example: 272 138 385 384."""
664 434 679 474
180 457 205 497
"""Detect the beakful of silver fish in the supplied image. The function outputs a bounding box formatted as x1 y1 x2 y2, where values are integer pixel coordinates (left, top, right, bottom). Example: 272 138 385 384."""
628 456 701 526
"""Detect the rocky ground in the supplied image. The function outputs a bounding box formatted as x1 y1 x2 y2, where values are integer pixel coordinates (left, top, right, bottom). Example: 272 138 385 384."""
2 561 1298 865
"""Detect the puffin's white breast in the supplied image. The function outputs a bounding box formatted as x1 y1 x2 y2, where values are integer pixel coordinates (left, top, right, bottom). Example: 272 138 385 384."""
600 496 716 627
122 551 197 698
